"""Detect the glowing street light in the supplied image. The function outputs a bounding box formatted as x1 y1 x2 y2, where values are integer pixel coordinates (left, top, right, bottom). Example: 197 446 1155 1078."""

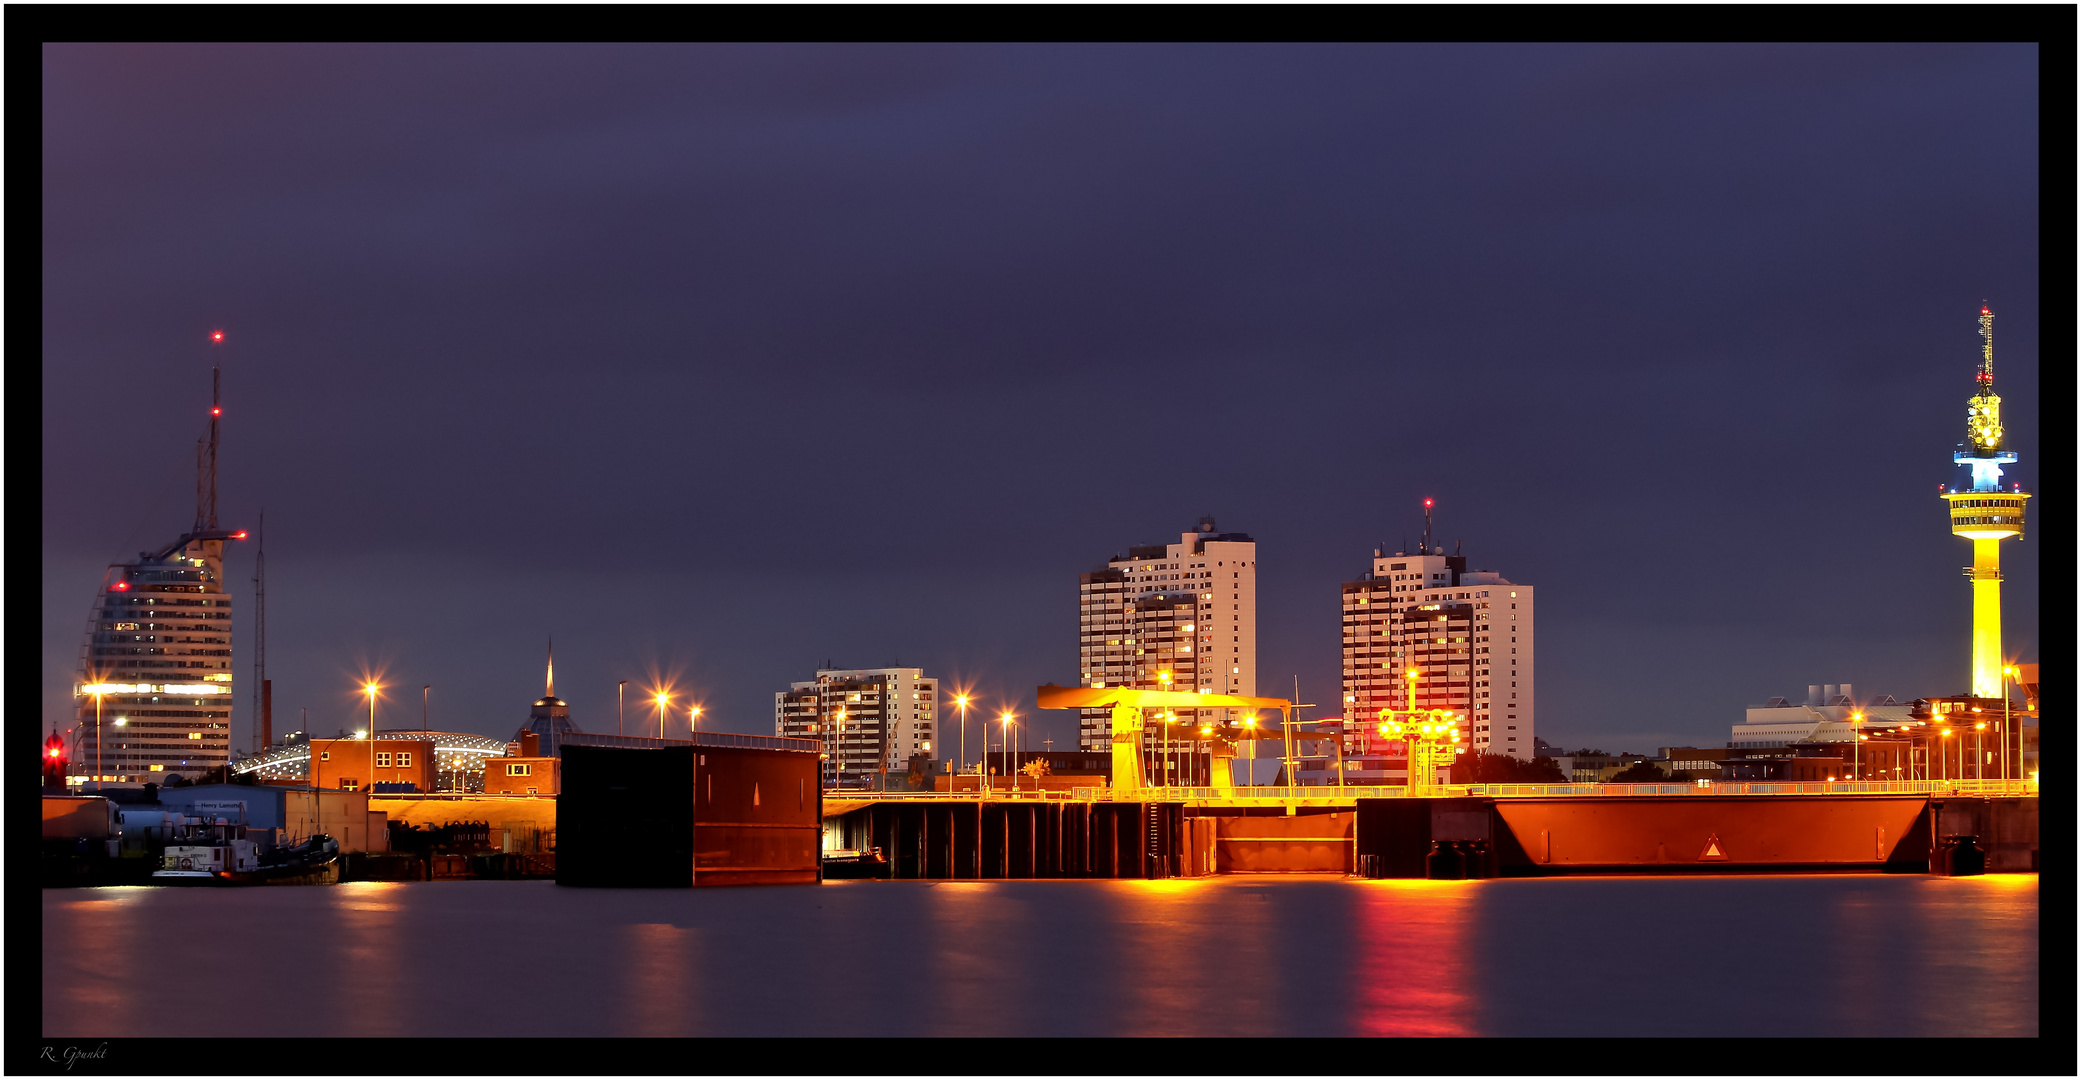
954 692 971 789
1000 711 1018 793
690 704 703 737
363 681 381 791
654 690 671 740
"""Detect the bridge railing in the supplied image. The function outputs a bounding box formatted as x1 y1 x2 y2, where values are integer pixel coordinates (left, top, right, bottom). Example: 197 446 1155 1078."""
821 778 2037 802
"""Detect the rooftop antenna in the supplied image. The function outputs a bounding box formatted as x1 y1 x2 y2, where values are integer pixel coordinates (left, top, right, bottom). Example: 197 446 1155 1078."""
195 351 223 533
1421 498 1434 555
252 511 270 753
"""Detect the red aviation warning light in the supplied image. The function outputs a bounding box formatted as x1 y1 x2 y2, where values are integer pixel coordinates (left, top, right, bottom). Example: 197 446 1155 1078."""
211 407 222 416
112 581 130 591
233 531 248 539
210 331 225 343
1424 498 1433 508
43 733 67 786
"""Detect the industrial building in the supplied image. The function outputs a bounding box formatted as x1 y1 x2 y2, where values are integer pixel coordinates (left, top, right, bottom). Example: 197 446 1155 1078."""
1339 505 1535 762
1075 517 1258 753
774 667 938 787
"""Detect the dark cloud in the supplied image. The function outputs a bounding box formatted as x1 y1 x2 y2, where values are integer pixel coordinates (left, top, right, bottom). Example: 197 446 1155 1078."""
43 44 2038 754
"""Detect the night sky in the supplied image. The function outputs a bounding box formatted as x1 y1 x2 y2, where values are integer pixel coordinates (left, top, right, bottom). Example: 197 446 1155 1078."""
43 44 2038 759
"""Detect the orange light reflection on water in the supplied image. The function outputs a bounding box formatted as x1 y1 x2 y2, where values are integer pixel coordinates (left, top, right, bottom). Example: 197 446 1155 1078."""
1353 879 1476 1037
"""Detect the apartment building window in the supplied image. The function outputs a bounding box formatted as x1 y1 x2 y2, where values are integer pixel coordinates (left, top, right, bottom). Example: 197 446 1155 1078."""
397 752 412 767
507 763 532 776
375 752 392 768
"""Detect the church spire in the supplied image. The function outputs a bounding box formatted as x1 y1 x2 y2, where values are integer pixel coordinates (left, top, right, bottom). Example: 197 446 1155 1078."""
546 638 555 699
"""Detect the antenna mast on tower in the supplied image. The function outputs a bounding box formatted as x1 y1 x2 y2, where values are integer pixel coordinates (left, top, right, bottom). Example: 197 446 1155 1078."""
252 512 270 752
196 363 222 533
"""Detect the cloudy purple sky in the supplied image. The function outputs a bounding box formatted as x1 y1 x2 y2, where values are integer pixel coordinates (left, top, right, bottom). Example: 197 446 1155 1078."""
43 44 2038 758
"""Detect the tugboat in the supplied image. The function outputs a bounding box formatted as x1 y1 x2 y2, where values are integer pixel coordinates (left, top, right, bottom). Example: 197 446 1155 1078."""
153 815 260 883
153 814 341 885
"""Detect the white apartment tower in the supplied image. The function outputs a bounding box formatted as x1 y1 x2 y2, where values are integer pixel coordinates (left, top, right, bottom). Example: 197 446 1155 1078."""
775 667 937 787
1076 517 1257 752
1340 537 1535 761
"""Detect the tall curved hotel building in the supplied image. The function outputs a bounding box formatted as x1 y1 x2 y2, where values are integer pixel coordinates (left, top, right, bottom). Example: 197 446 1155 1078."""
73 368 244 784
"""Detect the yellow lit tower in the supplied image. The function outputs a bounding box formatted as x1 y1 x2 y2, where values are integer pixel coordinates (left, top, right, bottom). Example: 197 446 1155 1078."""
1941 305 2030 698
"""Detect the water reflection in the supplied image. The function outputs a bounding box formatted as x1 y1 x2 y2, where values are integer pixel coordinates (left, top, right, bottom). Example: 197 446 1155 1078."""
617 923 694 1036
1351 881 1475 1037
41 875 2037 1037
1110 879 1222 1036
324 882 406 1036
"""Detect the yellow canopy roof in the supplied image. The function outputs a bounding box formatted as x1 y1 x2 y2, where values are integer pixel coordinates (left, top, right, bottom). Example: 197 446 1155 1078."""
1035 683 1292 711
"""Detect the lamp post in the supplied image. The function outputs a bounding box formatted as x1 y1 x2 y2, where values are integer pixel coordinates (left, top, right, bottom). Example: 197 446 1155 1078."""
690 704 702 738
618 681 627 738
1938 728 1952 782
654 691 671 741
90 685 107 788
423 685 430 732
834 708 846 789
363 681 380 791
1001 712 1017 793
1974 722 1986 781
954 693 971 793
1157 671 1173 788
2001 666 2016 780
1850 711 1863 780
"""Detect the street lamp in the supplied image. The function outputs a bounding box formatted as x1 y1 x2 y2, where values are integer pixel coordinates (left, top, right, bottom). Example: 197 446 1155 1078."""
1938 727 1953 782
618 681 627 738
690 704 702 738
819 711 836 786
2001 665 2017 780
89 684 108 788
954 693 971 792
1974 722 1986 781
1851 711 1863 781
1001 711 1017 793
363 681 381 791
1157 671 1173 788
654 691 671 740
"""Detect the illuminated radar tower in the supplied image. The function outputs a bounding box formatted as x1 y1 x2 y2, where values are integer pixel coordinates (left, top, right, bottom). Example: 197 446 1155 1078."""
1941 305 2030 698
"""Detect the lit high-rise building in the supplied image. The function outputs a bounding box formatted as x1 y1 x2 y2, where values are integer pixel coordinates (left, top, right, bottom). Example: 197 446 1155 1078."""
775 667 937 787
1075 517 1257 753
1941 305 2030 699
73 367 245 785
1339 507 1534 761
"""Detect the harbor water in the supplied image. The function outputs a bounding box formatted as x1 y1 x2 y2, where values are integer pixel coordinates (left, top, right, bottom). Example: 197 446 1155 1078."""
43 874 2036 1037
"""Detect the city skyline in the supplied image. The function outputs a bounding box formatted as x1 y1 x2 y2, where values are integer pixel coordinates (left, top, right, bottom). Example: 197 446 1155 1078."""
43 44 2038 758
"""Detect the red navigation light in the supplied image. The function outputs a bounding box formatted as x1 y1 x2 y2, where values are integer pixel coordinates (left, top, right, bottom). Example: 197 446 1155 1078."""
1423 498 1433 508
211 407 222 416
233 531 248 539
210 331 225 343
1981 307 1989 314
113 581 130 591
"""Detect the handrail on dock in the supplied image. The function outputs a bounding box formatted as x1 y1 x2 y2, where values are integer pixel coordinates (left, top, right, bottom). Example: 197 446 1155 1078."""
820 778 2037 804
